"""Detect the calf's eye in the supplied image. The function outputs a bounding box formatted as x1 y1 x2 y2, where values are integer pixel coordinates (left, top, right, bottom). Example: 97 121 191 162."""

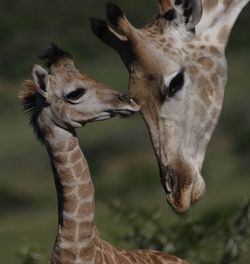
66 88 86 101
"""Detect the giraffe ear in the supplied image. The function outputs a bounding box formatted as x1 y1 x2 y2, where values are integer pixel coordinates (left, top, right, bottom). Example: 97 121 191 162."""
162 0 203 31
32 64 48 98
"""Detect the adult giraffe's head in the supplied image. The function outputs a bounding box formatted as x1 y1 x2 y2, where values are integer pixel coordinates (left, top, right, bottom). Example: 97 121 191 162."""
90 0 249 213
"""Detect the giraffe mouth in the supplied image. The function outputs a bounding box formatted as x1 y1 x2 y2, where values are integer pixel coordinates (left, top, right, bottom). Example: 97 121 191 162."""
107 109 136 118
83 109 135 124
116 109 136 117
92 113 114 121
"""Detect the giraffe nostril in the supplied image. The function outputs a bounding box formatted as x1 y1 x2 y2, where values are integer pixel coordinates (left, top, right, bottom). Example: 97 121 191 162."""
166 172 177 194
117 94 131 104
160 164 177 195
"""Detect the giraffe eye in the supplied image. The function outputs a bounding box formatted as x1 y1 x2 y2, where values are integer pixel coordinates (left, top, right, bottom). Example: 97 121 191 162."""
161 70 185 100
66 88 86 101
167 71 184 97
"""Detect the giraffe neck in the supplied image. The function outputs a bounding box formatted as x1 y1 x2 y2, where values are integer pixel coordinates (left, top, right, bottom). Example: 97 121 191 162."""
39 116 97 264
37 116 189 263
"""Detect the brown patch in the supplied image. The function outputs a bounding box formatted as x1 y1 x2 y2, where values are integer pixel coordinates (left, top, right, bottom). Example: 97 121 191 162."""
58 167 74 185
60 219 77 241
150 254 161 263
70 149 82 163
63 184 75 195
55 248 77 262
64 194 78 213
197 57 214 71
67 138 77 151
95 249 103 264
188 65 199 75
77 202 94 217
79 241 95 261
73 160 84 177
217 25 230 44
209 46 222 57
203 0 218 11
198 76 212 107
211 73 219 87
199 45 206 50
78 181 93 199
54 153 69 164
163 47 169 53
63 219 77 231
41 124 54 138
166 42 172 48
78 221 94 240
53 141 67 151
60 230 75 242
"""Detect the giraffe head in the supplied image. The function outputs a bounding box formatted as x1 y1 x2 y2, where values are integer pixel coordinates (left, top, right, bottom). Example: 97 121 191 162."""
19 44 139 142
90 0 231 213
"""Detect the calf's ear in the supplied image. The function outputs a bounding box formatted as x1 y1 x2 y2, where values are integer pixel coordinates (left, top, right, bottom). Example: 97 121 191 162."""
32 65 49 98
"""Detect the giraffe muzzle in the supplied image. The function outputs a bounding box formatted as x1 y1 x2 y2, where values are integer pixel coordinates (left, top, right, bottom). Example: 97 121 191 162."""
113 94 140 117
159 162 205 214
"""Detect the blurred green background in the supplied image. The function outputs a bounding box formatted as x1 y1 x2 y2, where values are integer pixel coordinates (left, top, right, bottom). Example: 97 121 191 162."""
0 0 250 263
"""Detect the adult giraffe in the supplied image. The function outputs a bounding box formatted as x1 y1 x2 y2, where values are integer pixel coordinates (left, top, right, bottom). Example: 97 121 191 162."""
90 0 249 213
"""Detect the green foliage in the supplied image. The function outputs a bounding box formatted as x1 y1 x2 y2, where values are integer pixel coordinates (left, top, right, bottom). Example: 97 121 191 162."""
221 202 250 264
109 201 250 264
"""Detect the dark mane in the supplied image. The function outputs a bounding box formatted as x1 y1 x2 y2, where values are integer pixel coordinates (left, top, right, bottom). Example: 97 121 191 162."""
39 43 73 68
19 80 45 143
